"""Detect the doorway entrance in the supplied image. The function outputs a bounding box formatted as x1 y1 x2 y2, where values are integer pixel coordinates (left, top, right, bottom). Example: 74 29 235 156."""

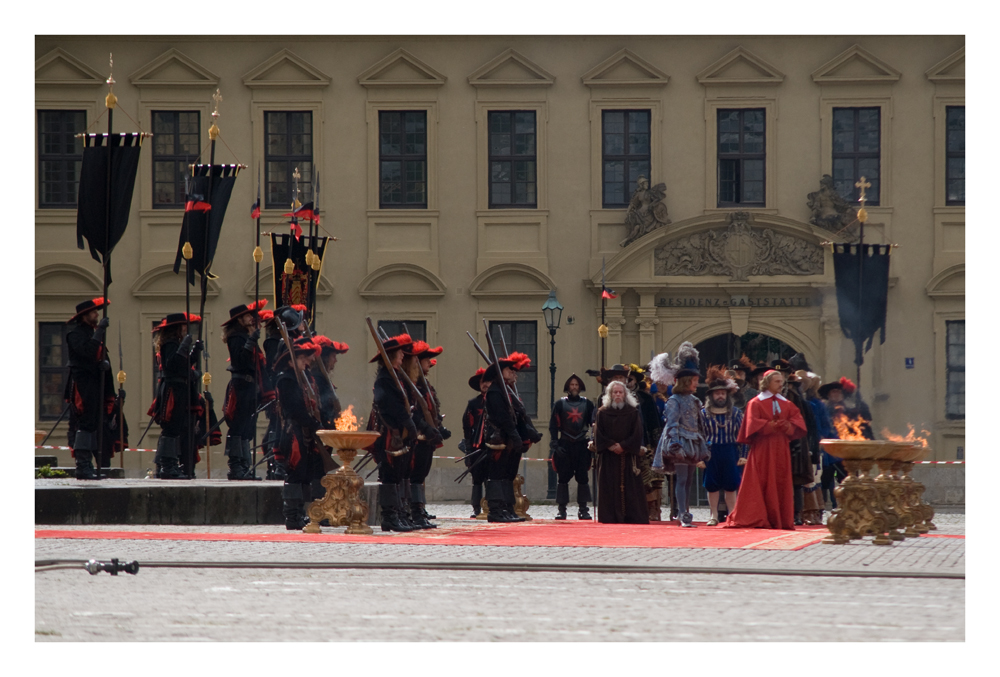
694 332 798 373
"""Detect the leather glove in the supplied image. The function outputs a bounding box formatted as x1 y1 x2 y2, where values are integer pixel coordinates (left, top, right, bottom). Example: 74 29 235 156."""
93 317 110 342
98 358 111 371
203 390 214 406
118 388 126 401
440 427 452 441
192 339 204 359
528 430 543 444
179 334 194 357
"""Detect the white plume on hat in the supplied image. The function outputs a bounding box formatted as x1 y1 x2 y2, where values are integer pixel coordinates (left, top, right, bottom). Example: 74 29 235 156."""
648 351 675 387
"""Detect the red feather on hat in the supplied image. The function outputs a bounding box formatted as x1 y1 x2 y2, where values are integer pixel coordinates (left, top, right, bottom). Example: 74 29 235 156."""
839 377 857 394
258 310 274 322
507 352 531 370
474 367 486 377
409 340 430 355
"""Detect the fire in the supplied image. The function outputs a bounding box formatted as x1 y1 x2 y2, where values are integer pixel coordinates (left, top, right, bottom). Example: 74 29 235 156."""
832 413 868 441
881 424 931 448
334 405 361 432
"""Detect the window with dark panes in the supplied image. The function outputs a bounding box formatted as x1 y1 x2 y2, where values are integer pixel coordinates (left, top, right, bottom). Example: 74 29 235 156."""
489 321 538 418
832 107 880 205
39 322 70 419
37 110 85 208
152 111 200 208
946 320 964 420
602 110 651 208
379 111 427 208
717 109 765 207
489 111 536 208
265 112 313 208
946 106 965 206
377 320 426 343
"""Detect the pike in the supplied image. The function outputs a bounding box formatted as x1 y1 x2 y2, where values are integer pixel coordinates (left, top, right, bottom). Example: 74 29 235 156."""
482 319 515 418
495 325 521 400
403 322 439 424
117 322 126 468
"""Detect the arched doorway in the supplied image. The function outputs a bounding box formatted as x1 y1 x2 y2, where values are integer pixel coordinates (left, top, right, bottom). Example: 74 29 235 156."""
694 332 798 373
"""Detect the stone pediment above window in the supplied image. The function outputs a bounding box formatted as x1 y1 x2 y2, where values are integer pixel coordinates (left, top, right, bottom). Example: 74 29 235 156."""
468 48 555 88
697 46 784 86
35 48 104 87
358 48 446 88
130 265 220 298
469 263 555 298
926 47 965 84
129 48 219 88
811 44 901 85
582 48 668 88
926 264 964 297
243 49 331 88
358 263 446 297
35 264 102 297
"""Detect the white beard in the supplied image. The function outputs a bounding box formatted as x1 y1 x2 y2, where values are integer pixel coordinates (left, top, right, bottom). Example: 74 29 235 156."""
611 400 625 410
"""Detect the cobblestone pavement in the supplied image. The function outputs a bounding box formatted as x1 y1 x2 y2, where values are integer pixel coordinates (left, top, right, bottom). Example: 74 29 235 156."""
35 508 964 641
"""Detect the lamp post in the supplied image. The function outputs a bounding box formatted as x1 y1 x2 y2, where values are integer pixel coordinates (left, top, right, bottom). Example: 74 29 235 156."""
542 290 564 500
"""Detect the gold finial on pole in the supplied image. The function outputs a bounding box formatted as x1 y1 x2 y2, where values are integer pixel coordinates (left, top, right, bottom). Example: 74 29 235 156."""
182 242 193 259
208 88 222 140
855 176 871 223
105 53 117 109
284 257 295 275
253 245 264 263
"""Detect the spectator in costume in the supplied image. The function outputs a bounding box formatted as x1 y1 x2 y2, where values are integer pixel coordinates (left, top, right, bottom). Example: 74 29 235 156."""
701 366 747 526
593 381 648 524
628 364 665 521
725 370 807 530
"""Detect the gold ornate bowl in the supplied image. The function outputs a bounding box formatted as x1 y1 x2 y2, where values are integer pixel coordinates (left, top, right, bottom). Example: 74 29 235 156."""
316 430 380 451
885 442 927 463
819 439 890 460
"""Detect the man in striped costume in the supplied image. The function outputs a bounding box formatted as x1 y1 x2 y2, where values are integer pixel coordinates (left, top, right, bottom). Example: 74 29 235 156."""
701 367 748 526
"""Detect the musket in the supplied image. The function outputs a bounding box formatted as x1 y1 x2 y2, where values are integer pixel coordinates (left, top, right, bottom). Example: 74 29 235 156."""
365 317 415 456
277 320 322 422
495 326 521 400
482 319 515 417
353 452 374 473
135 415 157 450
402 322 439 425
117 322 126 468
466 331 491 364
455 451 488 483
299 323 341 423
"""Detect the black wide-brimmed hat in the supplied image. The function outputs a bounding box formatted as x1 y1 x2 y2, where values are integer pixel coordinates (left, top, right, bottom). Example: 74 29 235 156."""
221 299 268 326
68 297 109 323
369 333 413 363
313 335 349 356
417 344 444 360
484 352 532 382
562 373 586 393
600 364 630 382
818 377 856 399
469 367 487 391
770 359 793 374
159 312 202 330
673 342 700 380
728 360 747 373
749 362 769 377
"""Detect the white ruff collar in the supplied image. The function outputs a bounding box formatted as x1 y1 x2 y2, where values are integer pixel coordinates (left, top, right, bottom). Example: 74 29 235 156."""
757 391 789 402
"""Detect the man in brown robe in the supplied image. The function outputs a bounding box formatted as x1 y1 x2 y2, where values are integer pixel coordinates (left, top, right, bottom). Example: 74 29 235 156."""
594 381 649 524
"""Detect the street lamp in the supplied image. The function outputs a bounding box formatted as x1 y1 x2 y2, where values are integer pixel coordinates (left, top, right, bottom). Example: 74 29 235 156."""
542 290 564 499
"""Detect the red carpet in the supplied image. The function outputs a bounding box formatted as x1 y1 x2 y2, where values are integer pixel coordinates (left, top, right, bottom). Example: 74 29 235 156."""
36 520 843 550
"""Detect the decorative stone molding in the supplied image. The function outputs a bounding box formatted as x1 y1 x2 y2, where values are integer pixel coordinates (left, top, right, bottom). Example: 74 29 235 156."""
811 44 901 85
926 47 965 84
358 48 446 88
242 49 331 89
620 177 670 247
653 212 824 281
582 48 668 88
807 174 859 237
697 46 784 86
468 48 555 88
35 48 103 87
129 48 219 89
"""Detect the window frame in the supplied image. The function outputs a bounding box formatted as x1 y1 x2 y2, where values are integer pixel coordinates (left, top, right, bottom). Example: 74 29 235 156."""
488 320 539 418
151 110 201 209
601 109 652 209
38 321 70 420
378 110 428 209
831 107 881 206
37 109 86 209
945 319 964 420
488 109 537 209
945 105 965 207
716 108 766 208
264 110 314 210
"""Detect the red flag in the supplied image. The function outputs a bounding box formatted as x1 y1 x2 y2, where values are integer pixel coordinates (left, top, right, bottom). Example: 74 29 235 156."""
185 199 212 213
601 286 617 300
250 197 260 220
289 220 302 240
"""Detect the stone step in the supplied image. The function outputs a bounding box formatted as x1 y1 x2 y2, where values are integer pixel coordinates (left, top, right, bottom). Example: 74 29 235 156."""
46 467 126 479
35 455 59 468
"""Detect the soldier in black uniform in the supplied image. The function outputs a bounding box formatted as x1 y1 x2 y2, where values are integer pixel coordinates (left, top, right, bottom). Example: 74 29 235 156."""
395 341 443 529
65 298 116 480
548 374 596 520
152 313 204 479
367 334 422 532
261 306 307 480
628 365 665 521
273 337 326 530
482 352 542 523
462 368 490 517
220 300 268 480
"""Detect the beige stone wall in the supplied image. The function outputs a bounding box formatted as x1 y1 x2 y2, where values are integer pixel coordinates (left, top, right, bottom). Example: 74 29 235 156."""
35 35 965 475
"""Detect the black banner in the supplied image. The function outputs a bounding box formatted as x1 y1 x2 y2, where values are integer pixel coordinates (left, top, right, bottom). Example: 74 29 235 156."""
172 164 238 284
75 133 142 284
270 232 328 323
832 243 891 367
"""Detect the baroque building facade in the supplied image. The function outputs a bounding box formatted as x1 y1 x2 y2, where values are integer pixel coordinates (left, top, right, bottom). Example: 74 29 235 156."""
35 35 965 477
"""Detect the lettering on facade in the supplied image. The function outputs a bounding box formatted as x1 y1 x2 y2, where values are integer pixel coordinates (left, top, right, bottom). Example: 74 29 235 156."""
656 296 813 308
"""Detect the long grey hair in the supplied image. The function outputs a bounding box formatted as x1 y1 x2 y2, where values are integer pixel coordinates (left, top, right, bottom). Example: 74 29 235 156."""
601 381 638 409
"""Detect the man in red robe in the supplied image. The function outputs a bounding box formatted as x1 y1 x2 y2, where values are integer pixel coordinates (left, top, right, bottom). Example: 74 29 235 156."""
724 370 807 530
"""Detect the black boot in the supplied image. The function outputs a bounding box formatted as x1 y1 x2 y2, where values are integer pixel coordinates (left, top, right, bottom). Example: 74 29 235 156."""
470 483 483 517
486 480 515 523
226 435 249 480
73 431 98 480
503 480 527 522
379 484 415 532
577 482 593 520
555 483 569 520
282 483 308 530
409 483 436 529
154 435 185 480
